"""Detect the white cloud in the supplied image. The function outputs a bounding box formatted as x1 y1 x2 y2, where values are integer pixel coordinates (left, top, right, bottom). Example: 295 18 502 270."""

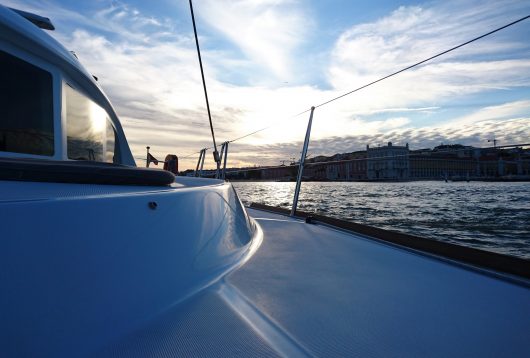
197 0 311 81
443 100 530 126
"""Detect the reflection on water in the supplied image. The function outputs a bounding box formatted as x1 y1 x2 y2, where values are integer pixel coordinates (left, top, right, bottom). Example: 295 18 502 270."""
232 181 530 259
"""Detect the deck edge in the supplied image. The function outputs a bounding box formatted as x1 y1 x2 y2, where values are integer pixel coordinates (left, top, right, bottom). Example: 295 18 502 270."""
249 202 530 282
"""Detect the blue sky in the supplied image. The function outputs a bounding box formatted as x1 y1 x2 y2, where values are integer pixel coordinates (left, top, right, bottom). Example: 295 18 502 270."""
6 0 530 168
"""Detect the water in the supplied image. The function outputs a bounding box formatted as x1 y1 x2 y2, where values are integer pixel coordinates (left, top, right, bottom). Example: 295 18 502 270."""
232 181 530 259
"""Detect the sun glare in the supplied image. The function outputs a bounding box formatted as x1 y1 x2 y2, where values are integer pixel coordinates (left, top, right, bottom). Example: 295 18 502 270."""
90 101 107 133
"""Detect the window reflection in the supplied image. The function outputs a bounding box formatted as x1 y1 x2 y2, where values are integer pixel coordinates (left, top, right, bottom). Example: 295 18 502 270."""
65 85 115 162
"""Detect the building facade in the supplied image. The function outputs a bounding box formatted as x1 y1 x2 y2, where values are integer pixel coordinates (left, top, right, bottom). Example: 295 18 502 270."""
366 142 409 180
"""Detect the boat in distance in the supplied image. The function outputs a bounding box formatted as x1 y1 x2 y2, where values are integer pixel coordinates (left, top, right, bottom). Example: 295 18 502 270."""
1 5 529 357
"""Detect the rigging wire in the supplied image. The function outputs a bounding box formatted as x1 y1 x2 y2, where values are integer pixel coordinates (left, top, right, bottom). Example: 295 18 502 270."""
180 113 307 158
181 149 204 159
188 0 220 167
227 112 308 143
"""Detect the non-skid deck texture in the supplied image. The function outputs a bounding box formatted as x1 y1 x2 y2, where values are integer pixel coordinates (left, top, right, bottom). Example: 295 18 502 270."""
102 208 530 357
97 289 280 358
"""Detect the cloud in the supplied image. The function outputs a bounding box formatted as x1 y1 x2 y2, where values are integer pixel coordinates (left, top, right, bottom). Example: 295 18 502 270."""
197 0 312 81
3 0 180 42
232 114 529 167
3 0 529 170
443 100 530 126
356 106 440 116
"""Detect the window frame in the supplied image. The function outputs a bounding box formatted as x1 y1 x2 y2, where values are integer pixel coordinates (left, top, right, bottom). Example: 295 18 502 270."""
0 41 62 160
0 41 124 165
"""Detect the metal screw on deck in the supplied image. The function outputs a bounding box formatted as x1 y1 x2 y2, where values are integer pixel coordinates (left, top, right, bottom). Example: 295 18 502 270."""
291 106 315 217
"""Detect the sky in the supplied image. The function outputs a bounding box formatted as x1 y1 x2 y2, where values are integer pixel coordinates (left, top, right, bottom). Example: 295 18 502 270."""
6 0 530 169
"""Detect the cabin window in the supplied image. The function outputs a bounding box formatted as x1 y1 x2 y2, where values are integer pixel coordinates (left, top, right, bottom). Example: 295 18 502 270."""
65 85 115 162
0 50 54 155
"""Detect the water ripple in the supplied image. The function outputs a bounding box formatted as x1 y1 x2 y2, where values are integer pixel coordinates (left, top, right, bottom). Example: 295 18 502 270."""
233 181 530 259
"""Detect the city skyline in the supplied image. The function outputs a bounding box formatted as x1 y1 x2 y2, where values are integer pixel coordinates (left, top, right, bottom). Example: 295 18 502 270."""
188 141 529 171
198 141 530 182
5 0 530 169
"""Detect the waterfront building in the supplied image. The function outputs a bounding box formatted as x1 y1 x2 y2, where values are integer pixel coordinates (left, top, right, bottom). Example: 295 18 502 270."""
478 147 530 177
319 151 367 180
324 160 367 180
409 156 475 179
304 164 328 180
205 144 529 181
366 142 409 180
409 145 475 179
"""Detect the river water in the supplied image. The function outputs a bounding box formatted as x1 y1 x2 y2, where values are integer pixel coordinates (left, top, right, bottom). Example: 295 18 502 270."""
232 181 530 259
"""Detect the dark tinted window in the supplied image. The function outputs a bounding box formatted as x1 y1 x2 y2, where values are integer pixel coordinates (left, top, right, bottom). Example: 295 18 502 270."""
0 51 54 155
65 85 115 163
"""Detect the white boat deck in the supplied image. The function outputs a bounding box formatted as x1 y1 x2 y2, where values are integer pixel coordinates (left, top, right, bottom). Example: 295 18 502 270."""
98 207 530 357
